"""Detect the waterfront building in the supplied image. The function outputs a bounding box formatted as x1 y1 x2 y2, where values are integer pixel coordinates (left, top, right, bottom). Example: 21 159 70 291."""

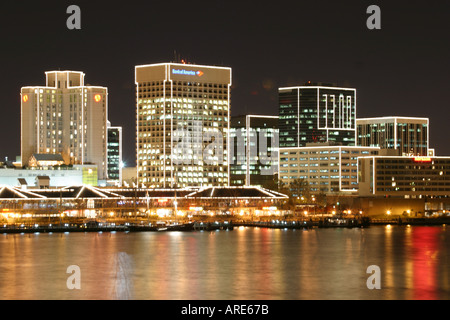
21 71 108 181
107 122 123 185
135 62 232 188
0 185 288 220
230 115 278 187
278 82 356 148
356 116 429 156
279 143 380 195
358 155 450 198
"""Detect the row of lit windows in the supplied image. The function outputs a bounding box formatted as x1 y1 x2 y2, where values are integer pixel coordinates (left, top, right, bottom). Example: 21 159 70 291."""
281 150 375 155
139 81 228 88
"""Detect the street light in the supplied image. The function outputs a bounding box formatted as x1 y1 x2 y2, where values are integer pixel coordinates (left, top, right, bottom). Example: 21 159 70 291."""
312 197 316 216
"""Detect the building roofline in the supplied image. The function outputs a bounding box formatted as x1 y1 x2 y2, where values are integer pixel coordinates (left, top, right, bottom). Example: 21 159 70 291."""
135 62 232 71
279 146 381 150
356 116 429 122
279 86 356 91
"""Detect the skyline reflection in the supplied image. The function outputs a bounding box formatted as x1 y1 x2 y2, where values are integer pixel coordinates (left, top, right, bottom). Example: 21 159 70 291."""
0 226 448 300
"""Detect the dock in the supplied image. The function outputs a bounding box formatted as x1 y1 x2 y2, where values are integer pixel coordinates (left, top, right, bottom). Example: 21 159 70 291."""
1 215 448 234
234 220 314 229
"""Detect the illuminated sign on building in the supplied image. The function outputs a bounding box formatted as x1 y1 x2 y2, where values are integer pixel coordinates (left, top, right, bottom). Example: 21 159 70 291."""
413 156 432 162
94 94 102 102
172 69 204 77
23 95 28 102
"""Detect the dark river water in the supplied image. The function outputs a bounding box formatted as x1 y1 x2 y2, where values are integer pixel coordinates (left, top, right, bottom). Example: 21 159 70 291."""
0 225 448 300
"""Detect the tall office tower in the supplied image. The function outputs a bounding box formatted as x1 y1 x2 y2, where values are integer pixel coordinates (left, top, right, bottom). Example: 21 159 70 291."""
107 122 123 184
135 62 232 188
278 82 356 148
21 71 108 180
356 116 429 156
230 115 279 187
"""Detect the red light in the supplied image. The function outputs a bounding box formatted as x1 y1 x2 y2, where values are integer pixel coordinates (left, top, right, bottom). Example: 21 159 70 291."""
414 157 432 162
94 94 102 102
23 95 28 102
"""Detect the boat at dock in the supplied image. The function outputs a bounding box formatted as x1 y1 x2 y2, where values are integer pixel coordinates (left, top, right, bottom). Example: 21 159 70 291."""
193 221 234 231
318 216 370 228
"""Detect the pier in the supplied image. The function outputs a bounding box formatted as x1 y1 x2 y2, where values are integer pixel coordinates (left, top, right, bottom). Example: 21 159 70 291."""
0 215 448 234
234 220 314 229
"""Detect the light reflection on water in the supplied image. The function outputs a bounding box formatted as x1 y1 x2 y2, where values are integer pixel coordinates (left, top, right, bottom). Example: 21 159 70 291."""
0 226 448 300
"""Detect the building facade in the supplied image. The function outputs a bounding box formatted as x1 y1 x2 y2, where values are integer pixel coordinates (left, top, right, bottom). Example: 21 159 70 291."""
279 144 380 195
107 123 122 184
0 164 98 187
278 83 356 148
230 115 278 187
356 116 429 156
135 62 231 188
358 156 450 197
21 71 108 180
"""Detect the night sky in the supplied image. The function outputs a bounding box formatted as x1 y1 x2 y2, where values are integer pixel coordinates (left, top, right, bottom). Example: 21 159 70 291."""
1 0 449 166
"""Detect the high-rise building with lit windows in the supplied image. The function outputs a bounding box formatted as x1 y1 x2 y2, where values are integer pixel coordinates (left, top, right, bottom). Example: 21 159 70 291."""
21 71 108 180
279 143 380 195
356 116 429 156
278 82 356 148
107 122 122 184
135 62 232 188
230 115 279 187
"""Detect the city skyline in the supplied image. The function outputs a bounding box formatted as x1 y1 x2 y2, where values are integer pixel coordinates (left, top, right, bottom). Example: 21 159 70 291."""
1 1 449 166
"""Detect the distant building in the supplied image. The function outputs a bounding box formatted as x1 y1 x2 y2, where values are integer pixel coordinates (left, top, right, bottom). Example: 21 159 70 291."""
278 82 356 148
107 123 122 185
279 143 380 195
135 62 232 188
0 164 98 187
21 71 108 181
356 116 429 156
121 166 137 187
358 156 450 197
28 154 64 167
230 115 278 187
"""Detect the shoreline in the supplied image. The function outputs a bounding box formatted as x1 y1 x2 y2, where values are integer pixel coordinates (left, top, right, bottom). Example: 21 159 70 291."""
1 216 448 234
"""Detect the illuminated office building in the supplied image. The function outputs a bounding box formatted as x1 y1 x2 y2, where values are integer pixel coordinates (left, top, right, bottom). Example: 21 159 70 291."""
230 115 278 187
279 143 380 195
278 82 356 148
358 156 450 197
21 71 108 180
356 116 429 156
135 62 232 188
107 122 122 184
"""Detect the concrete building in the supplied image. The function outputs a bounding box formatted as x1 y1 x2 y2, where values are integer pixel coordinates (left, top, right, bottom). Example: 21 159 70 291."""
0 164 98 188
278 82 356 148
135 62 232 188
279 143 380 195
21 71 108 181
356 116 429 156
230 115 278 187
358 156 450 198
